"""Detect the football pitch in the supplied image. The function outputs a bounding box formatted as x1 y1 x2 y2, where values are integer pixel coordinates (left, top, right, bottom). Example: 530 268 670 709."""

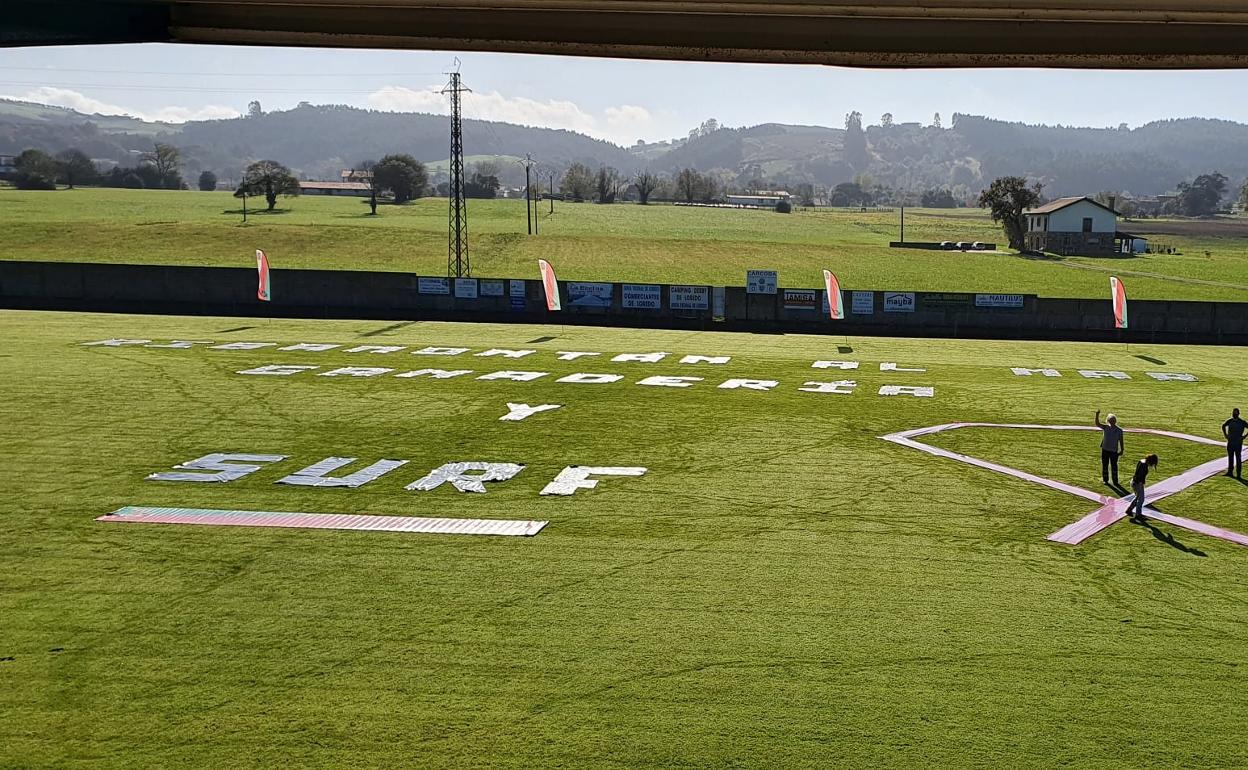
3 309 1247 767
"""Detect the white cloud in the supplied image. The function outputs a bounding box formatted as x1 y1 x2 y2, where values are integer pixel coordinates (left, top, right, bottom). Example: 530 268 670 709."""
366 85 652 145
1 87 241 124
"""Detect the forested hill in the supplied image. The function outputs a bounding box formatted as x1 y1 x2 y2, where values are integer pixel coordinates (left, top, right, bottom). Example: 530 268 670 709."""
3 98 1248 196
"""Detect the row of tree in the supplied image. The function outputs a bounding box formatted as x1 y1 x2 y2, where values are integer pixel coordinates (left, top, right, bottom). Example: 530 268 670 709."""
8 144 184 191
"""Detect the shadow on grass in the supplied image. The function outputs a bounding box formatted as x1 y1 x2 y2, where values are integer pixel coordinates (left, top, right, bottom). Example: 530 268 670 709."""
837 345 854 354
1134 354 1167 365
217 325 256 334
1134 510 1207 557
222 208 291 216
360 321 416 338
527 336 557 344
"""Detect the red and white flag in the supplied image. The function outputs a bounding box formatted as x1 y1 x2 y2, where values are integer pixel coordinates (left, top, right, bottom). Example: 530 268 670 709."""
822 269 844 320
1110 276 1127 329
538 258 561 311
256 249 271 302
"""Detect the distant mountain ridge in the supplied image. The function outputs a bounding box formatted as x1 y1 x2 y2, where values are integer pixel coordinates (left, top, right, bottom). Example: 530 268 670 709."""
2 98 1246 196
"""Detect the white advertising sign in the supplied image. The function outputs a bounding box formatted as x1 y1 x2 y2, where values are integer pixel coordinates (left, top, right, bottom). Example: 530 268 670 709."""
567 282 613 308
454 278 478 299
622 284 661 309
418 277 450 295
852 291 875 315
670 285 710 310
783 289 818 311
480 280 505 297
712 286 725 319
509 280 526 298
746 270 778 295
975 293 1025 308
883 292 916 313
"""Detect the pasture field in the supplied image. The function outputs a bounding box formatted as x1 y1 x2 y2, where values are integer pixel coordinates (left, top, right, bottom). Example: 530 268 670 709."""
2 309 1248 767
3 187 1248 300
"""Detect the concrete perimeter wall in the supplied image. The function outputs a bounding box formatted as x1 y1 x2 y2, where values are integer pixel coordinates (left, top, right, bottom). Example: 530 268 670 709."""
2 260 1247 344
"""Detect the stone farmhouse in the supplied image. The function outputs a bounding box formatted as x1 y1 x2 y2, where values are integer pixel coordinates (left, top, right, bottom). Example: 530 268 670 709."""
1023 196 1145 256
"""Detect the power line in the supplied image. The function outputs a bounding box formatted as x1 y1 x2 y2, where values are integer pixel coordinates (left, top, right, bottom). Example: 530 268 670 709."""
0 65 445 78
0 80 433 95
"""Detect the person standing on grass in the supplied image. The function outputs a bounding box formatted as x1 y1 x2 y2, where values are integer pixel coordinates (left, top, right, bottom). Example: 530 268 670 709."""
1224 408 1246 478
1127 454 1159 521
1095 410 1125 487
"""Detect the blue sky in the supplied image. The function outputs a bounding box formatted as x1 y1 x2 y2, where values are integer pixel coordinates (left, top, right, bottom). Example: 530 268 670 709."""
4 44 1248 145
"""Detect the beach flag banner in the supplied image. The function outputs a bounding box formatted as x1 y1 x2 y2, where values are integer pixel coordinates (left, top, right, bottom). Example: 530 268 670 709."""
256 249 271 302
538 258 561 311
1110 276 1127 329
823 269 845 320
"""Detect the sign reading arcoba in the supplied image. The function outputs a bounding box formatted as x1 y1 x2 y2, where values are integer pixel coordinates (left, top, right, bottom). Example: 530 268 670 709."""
746 270 778 295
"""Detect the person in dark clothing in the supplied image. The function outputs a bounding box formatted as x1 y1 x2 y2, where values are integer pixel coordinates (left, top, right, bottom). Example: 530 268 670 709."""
1224 408 1246 478
1095 410 1125 486
1126 454 1159 521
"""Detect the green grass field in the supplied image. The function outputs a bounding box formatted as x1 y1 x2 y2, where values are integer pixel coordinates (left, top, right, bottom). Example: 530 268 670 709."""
4 187 1248 300
3 309 1247 767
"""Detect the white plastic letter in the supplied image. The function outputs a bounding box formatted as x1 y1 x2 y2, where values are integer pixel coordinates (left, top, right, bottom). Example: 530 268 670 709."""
557 373 624 384
812 360 860 370
476 349 536 359
148 453 286 483
82 339 151 347
237 364 320 376
540 466 647 496
1146 372 1198 382
799 380 857 394
679 355 731 365
555 351 601 361
880 362 926 373
318 367 394 378
211 342 276 350
612 352 669 363
1011 367 1061 377
145 340 213 349
1079 370 1130 380
477 371 548 382
278 343 341 352
406 462 525 493
276 457 408 488
878 385 935 398
395 369 474 379
718 379 779 391
500 403 562 421
412 346 470 356
344 345 407 354
637 376 703 388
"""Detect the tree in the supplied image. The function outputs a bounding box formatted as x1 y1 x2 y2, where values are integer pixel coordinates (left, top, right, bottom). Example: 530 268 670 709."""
13 149 58 190
633 171 659 204
794 183 816 207
237 159 300 211
559 162 594 201
830 181 873 207
197 170 218 192
247 100 263 118
55 149 96 188
464 171 500 199
920 188 957 208
932 112 942 129
141 142 182 190
880 113 894 128
978 176 1043 250
677 168 701 203
372 154 428 204
1176 172 1227 217
843 110 869 170
595 166 620 203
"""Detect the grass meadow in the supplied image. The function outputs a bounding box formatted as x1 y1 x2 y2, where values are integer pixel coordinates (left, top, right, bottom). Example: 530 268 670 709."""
2 309 1247 767
4 187 1248 300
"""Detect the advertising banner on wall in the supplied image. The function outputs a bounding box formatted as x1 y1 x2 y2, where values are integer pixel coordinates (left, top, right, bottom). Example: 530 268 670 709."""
509 279 526 311
567 282 613 308
480 280 505 297
920 292 971 310
746 270 778 294
670 285 710 310
975 293 1025 308
713 287 725 320
852 291 875 315
783 289 818 310
418 277 450 295
622 284 662 309
454 278 478 299
883 292 916 313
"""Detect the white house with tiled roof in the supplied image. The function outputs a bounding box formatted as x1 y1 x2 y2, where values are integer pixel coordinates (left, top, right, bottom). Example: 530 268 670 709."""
1023 196 1127 256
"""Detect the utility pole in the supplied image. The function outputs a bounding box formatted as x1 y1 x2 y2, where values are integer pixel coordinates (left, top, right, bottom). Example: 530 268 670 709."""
442 65 471 277
900 204 905 244
549 173 555 215
520 153 536 235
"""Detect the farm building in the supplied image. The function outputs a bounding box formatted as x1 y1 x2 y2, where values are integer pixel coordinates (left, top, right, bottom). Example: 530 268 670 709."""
1023 196 1139 256
726 191 791 208
298 180 370 196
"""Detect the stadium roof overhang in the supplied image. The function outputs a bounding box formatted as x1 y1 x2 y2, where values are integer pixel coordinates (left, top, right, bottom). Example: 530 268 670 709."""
7 0 1248 68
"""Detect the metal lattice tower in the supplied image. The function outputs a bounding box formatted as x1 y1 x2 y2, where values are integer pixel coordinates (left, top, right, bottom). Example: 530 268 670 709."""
443 69 471 277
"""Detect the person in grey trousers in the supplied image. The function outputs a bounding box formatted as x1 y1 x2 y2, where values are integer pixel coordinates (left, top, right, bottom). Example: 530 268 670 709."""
1095 410 1125 487
1127 454 1159 521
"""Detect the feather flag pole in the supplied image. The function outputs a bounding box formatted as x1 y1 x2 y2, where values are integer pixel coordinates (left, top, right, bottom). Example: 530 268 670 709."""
538 258 561 311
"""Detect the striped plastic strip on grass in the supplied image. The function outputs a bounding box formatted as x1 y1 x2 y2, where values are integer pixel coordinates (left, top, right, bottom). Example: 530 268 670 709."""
98 506 547 536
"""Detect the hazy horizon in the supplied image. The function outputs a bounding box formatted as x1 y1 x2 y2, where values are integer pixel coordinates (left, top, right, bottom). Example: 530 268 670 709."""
6 44 1248 147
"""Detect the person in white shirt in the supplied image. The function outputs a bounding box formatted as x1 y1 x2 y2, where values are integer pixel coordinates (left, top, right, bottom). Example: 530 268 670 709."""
1095 410 1125 488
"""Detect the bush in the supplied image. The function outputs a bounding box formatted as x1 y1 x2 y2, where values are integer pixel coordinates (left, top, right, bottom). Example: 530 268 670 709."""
775 200 792 214
13 172 57 190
